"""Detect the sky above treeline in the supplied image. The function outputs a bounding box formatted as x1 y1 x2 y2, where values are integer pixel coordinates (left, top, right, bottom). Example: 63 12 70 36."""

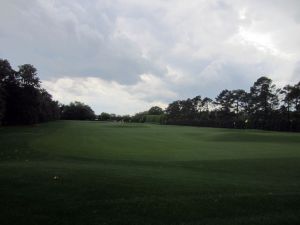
1 0 300 114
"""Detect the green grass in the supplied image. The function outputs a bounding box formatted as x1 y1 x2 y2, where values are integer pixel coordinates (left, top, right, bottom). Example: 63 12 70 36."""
1 121 300 225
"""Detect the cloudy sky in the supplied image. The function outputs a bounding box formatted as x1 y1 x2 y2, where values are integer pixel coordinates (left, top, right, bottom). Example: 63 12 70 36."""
1 0 300 114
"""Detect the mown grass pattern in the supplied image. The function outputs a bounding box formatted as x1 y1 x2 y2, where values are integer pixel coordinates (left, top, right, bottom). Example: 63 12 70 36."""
0 121 300 225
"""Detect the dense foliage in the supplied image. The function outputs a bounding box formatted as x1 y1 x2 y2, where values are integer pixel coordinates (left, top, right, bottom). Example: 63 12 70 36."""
97 113 131 122
2 58 299 131
0 59 60 125
145 115 166 124
148 106 164 115
61 101 96 120
97 107 164 123
165 76 300 131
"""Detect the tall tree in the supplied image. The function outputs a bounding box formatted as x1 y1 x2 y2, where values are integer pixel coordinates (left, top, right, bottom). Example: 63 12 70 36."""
0 59 15 82
290 82 300 112
180 98 197 120
202 97 213 112
0 59 20 124
148 106 164 115
0 59 13 122
13 64 41 124
249 77 279 114
38 89 60 122
192 95 203 113
199 97 213 122
231 89 248 115
0 85 5 123
249 77 279 129
215 89 233 113
1 59 60 125
18 64 40 88
98 112 111 121
280 85 294 121
166 100 182 121
61 101 96 120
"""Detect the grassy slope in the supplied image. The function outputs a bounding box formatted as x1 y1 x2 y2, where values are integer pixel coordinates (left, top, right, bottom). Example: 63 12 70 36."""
0 121 300 225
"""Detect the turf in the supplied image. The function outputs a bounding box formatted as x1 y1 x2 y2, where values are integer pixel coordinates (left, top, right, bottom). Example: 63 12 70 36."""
0 120 300 225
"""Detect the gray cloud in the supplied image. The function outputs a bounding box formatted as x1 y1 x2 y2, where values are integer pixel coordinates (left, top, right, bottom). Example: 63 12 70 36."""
1 0 299 114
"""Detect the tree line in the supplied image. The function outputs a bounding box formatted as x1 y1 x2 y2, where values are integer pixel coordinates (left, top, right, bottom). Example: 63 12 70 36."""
70 76 300 132
0 59 60 125
98 106 165 124
164 76 300 131
0 59 100 125
1 58 299 131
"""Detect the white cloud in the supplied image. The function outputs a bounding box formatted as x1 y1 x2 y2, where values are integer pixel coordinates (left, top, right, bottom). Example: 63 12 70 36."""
43 75 171 114
1 0 300 113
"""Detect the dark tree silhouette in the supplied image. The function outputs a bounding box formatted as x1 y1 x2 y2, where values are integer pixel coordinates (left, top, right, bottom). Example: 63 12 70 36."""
131 111 148 123
0 59 15 123
165 100 183 122
231 89 248 115
164 76 299 131
280 85 294 124
18 64 40 88
248 77 279 129
215 89 233 113
98 112 111 121
1 58 299 131
0 86 5 123
0 59 60 125
148 106 164 115
250 77 278 113
61 101 96 120
290 82 300 112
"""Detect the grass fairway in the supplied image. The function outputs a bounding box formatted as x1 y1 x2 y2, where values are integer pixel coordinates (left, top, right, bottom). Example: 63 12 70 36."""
1 121 300 225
